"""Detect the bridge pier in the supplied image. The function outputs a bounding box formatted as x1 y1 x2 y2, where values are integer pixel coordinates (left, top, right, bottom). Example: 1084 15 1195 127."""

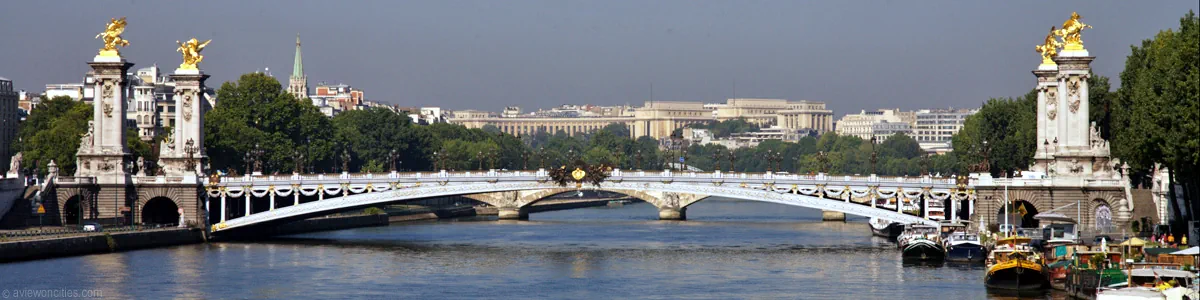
497 207 529 220
821 210 846 222
658 207 686 220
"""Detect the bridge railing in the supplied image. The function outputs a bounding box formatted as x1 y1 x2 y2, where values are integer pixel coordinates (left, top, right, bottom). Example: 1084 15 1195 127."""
211 169 960 189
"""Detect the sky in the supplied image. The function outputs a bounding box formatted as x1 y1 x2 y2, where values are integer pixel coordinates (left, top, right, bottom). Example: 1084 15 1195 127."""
1 1 1196 116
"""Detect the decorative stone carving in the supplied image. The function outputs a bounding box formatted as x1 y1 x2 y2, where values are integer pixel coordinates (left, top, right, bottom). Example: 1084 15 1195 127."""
136 157 145 176
7 152 22 176
182 94 193 121
1067 77 1081 113
1069 159 1083 174
82 121 94 149
102 81 114 99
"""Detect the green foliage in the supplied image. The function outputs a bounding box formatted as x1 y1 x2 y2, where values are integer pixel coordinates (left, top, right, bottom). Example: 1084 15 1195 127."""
15 96 91 175
677 118 758 138
363 207 386 215
332 108 437 172
204 73 335 174
1111 11 1199 177
952 90 1037 176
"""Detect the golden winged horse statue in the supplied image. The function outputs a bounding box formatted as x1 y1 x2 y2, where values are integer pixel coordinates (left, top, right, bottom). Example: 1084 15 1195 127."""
176 38 212 70
95 17 130 56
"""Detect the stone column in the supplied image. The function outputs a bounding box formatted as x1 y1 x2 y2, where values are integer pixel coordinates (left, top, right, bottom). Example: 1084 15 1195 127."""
659 207 686 220
497 207 529 220
821 210 846 222
77 57 134 184
1032 65 1059 173
160 69 210 177
1053 52 1094 153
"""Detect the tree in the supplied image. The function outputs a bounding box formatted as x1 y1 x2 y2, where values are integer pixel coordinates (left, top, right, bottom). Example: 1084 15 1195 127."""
952 90 1037 176
1111 11 1199 222
15 96 90 175
332 108 436 172
204 72 335 174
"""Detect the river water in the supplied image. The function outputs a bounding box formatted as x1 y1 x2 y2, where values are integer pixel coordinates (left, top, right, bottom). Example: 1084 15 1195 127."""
1 198 1068 299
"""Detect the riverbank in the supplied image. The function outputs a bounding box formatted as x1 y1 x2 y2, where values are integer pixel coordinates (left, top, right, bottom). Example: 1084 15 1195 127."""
0 214 392 262
0 227 206 262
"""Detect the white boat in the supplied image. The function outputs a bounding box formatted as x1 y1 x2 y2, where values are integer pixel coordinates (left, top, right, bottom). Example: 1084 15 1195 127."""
944 231 986 263
898 224 945 261
1096 268 1198 300
869 218 903 239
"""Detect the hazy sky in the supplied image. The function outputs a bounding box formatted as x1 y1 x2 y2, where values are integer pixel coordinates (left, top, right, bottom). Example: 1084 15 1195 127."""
1 1 1195 116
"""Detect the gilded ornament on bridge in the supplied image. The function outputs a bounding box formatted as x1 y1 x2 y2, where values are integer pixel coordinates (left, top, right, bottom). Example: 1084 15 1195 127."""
175 38 211 70
95 17 130 57
1055 12 1091 51
571 168 586 181
1035 26 1062 65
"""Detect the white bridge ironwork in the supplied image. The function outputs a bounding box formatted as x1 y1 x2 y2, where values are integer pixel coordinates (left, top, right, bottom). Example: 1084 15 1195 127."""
205 169 974 233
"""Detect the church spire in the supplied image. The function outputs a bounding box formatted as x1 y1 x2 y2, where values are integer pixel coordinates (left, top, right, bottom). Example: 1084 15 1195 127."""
287 34 309 98
292 34 304 79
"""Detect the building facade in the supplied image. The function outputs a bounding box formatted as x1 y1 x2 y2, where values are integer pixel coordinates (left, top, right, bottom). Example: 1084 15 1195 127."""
0 77 17 172
913 108 976 152
834 109 916 142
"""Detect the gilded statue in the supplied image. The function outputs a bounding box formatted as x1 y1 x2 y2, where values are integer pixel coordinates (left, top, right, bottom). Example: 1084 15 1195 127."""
1055 12 1091 50
175 38 211 70
1035 26 1062 65
95 17 130 57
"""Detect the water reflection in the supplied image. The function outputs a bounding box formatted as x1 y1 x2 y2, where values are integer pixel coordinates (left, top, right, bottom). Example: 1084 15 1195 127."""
1 198 1070 299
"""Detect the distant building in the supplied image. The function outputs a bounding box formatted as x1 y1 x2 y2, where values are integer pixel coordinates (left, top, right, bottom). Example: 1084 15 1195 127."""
409 107 446 124
17 90 36 113
502 106 522 118
913 108 976 152
711 98 832 132
1 77 18 171
43 82 88 101
310 82 364 116
870 120 913 140
835 109 917 142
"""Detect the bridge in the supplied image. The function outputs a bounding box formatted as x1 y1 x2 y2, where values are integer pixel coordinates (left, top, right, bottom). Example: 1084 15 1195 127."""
206 169 973 233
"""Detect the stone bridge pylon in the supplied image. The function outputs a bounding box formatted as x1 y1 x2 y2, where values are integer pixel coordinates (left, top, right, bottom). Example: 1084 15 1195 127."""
464 189 708 220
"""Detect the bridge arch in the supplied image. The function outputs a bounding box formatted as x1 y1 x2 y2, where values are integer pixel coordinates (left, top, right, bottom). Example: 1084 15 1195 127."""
61 195 82 225
142 197 180 226
212 181 941 233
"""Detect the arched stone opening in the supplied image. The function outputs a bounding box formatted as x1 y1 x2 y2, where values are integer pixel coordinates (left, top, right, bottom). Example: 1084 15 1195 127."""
995 200 1039 229
142 197 180 226
62 196 82 225
1093 200 1113 232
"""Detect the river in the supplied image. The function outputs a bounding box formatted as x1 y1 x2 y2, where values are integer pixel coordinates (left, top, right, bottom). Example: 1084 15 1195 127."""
1 198 1068 299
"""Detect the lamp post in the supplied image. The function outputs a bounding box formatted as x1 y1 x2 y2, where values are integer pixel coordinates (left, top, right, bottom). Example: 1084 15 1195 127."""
292 150 304 174
538 147 546 169
487 149 498 170
249 143 265 174
521 150 530 170
184 140 197 174
728 151 735 172
388 149 400 172
816 151 829 174
870 135 878 175
712 150 721 172
765 150 775 173
340 149 350 173
243 152 252 176
635 149 643 171
670 133 682 171
476 151 484 171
